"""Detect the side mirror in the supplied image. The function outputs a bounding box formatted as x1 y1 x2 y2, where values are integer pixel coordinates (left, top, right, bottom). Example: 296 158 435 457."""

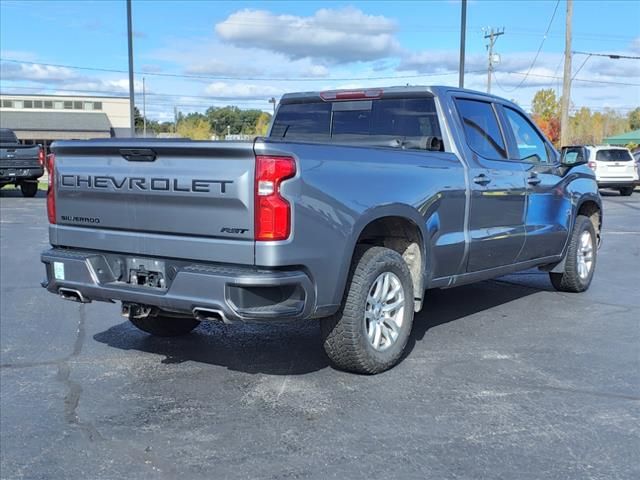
560 146 588 167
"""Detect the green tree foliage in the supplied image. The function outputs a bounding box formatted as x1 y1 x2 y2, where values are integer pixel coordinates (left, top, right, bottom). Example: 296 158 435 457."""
205 106 270 136
176 113 212 140
255 112 272 136
628 107 640 130
531 89 560 121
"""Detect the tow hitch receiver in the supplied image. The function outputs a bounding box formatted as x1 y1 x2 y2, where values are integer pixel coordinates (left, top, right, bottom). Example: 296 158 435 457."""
126 258 166 289
122 302 157 319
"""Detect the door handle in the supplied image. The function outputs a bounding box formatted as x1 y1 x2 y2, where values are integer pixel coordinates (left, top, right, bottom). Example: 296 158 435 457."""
527 175 542 186
473 174 491 186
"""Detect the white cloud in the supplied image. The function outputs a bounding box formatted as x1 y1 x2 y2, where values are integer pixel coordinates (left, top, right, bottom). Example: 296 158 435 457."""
214 8 400 63
204 82 283 99
0 61 80 83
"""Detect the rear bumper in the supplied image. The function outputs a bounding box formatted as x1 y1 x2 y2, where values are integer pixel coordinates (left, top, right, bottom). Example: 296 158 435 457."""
597 180 637 189
0 166 43 182
41 248 316 323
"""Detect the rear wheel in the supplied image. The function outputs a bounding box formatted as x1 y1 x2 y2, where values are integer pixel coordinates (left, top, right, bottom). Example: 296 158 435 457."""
321 246 414 374
619 186 634 196
549 215 597 292
129 314 200 337
20 182 38 197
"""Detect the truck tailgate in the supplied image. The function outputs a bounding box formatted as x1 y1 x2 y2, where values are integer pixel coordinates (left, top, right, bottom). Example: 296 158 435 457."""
51 140 256 264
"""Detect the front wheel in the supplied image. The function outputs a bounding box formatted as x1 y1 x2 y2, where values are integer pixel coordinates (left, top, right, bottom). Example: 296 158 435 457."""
619 186 634 196
20 182 38 197
550 215 597 292
321 246 414 374
129 314 200 337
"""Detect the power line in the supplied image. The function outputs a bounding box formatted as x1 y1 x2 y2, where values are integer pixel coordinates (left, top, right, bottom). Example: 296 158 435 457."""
3 57 637 87
497 0 560 93
573 51 640 60
0 58 479 82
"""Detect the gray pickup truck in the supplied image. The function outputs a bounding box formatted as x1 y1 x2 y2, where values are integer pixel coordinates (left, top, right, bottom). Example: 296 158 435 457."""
0 128 44 197
41 86 602 374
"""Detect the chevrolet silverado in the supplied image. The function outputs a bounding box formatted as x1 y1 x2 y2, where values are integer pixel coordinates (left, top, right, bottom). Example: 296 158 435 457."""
41 86 602 374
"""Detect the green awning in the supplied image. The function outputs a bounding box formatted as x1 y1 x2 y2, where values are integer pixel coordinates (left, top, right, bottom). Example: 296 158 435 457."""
603 129 640 145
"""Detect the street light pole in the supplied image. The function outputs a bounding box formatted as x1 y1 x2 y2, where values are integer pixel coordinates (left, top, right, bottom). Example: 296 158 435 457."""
458 0 467 88
268 97 276 115
126 0 135 137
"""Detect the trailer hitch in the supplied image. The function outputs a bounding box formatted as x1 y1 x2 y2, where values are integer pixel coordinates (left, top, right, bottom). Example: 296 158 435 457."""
121 302 158 320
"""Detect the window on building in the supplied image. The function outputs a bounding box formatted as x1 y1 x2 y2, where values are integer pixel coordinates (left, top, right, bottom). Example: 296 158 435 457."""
23 100 33 108
34 100 43 108
73 101 82 109
44 101 53 109
83 102 94 110
13 100 23 109
1 100 12 108
63 101 73 109
93 102 102 110
54 101 63 109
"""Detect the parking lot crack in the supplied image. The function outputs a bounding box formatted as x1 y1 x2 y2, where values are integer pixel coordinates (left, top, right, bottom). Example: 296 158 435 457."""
54 304 104 442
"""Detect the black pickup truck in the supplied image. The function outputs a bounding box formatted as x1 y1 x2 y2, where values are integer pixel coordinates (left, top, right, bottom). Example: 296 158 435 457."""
0 128 44 197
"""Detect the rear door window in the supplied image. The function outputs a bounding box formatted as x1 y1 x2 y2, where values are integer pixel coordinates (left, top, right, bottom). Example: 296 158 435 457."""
455 98 507 160
596 149 633 162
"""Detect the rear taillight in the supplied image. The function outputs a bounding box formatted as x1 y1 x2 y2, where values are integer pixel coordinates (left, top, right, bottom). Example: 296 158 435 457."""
38 147 45 166
588 161 597 171
254 155 296 241
46 153 56 224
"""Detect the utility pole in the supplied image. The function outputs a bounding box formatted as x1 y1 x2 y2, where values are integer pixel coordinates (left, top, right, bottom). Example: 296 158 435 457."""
142 77 146 137
174 106 178 133
560 0 573 147
458 0 467 88
268 97 276 115
126 0 135 137
484 27 505 94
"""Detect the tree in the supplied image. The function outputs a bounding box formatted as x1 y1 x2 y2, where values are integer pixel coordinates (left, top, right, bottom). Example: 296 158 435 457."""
628 107 640 131
176 113 212 140
534 115 561 145
254 112 272 136
531 89 559 121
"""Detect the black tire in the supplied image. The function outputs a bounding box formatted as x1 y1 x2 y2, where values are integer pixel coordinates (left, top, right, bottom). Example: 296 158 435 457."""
619 187 634 196
549 215 597 293
20 182 38 197
129 314 200 337
320 246 414 374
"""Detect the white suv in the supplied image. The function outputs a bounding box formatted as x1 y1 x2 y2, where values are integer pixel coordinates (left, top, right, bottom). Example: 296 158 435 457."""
585 146 638 196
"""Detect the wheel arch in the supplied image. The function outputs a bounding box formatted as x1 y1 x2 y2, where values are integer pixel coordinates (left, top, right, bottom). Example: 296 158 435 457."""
337 204 428 312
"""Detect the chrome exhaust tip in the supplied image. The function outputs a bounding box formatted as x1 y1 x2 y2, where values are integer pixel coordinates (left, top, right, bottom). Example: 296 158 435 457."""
192 307 227 323
58 287 90 303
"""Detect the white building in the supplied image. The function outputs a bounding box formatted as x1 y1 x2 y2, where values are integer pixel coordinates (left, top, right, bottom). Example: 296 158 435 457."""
0 93 131 151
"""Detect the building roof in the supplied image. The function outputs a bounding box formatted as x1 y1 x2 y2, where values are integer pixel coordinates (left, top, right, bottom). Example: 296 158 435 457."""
603 129 640 145
0 110 111 132
0 92 129 100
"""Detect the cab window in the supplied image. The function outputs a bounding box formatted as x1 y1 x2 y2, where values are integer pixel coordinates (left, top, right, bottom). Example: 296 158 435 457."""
455 99 507 160
504 107 549 163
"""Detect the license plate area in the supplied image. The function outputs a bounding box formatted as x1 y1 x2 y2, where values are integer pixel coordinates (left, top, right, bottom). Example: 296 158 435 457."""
126 257 167 290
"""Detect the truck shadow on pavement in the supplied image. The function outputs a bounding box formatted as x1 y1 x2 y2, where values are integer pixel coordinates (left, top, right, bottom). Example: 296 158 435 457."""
93 274 550 376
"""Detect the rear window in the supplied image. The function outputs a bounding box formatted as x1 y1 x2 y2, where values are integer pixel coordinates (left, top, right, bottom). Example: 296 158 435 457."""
270 97 442 147
596 149 633 162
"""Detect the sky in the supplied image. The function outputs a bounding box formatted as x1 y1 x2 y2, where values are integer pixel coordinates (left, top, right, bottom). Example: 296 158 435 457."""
1 0 639 121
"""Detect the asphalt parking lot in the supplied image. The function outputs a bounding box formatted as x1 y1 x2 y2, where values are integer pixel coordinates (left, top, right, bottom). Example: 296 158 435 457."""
1 188 638 480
